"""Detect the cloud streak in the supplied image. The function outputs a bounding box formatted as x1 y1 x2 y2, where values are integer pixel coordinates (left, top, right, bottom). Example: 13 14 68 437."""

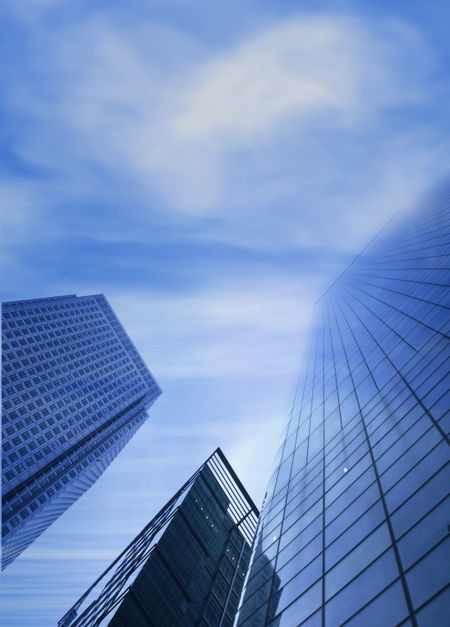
106 277 317 380
171 16 428 138
2 9 448 254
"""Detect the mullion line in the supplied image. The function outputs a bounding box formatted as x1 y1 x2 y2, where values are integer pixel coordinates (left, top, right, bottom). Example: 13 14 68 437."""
273 440 447 607
246 284 446 624
249 326 319 626
344 271 450 289
321 311 327 627
241 482 447 627
407 582 450 621
290 322 319 413
364 231 450 254
343 526 449 627
362 218 450 256
288 329 317 445
340 284 447 400
329 299 418 627
247 320 325 624
351 265 450 279
351 254 450 266
338 283 419 353
349 264 450 277
359 234 450 261
305 324 322 463
360 249 450 267
352 259 450 273
374 225 450 252
315 210 402 305
264 320 319 625
345 275 450 311
336 292 449 446
341 279 450 340
341 293 449 414
285 331 317 478
340 579 403 625
338 284 450 389
326 304 344 430
270 377 441 567
285 333 447 514
327 315 446 497
267 338 313 511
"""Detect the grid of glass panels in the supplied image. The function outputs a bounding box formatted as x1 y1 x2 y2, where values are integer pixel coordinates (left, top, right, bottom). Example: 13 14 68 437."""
236 193 450 626
2 294 161 569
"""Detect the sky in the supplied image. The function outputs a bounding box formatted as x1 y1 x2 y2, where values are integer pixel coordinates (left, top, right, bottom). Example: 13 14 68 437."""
1 0 449 625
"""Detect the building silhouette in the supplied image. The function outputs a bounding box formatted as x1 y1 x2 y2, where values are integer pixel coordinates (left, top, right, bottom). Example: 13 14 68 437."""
59 448 259 627
2 294 161 569
236 193 450 625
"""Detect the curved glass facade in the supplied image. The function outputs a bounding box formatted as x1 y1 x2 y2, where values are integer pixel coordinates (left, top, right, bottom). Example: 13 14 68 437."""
236 194 450 626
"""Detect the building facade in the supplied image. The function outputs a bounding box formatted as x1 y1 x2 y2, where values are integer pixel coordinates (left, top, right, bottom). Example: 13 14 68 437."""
2 294 161 569
59 448 259 627
236 195 450 626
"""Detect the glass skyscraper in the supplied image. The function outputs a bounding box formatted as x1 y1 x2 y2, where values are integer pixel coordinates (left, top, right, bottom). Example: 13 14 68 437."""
236 195 449 626
59 448 259 627
2 294 161 569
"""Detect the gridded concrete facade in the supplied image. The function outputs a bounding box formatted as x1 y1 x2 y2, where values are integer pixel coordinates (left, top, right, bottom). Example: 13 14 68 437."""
59 449 259 627
236 195 450 626
2 294 161 569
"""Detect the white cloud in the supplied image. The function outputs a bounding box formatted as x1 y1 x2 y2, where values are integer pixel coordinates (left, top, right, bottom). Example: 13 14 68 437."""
171 17 426 140
4 10 448 253
130 15 442 218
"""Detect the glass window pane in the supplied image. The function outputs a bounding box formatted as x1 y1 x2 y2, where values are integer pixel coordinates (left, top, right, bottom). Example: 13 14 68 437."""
344 580 408 627
416 586 450 627
398 496 449 569
271 555 322 615
406 536 450 609
277 533 322 588
326 524 391 599
325 500 385 569
271 581 322 627
325 550 399 626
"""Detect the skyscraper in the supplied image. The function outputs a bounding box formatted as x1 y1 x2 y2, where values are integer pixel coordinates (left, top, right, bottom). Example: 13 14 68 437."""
59 448 259 627
236 195 449 626
2 294 161 569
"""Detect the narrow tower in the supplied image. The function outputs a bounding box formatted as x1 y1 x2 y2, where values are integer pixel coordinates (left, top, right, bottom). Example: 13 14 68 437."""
59 448 259 627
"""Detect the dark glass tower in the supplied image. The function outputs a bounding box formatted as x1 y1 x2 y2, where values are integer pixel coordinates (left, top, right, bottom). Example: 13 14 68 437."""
59 448 259 627
236 194 450 626
2 294 161 569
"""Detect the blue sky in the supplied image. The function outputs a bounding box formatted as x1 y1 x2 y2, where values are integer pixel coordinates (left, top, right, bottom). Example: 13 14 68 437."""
1 1 449 625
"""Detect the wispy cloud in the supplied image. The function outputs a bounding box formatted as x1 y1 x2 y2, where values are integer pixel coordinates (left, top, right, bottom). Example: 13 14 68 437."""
168 16 429 140
2 9 448 254
106 278 317 380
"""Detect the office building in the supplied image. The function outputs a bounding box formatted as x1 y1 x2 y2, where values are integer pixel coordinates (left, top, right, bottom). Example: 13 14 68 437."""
59 448 259 627
2 294 161 569
236 194 450 625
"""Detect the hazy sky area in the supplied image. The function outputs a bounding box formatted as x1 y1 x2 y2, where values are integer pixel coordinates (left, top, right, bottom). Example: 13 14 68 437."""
1 0 450 625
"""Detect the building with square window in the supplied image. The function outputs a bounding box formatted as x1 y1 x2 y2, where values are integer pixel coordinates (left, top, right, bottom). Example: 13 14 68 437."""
2 294 161 569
